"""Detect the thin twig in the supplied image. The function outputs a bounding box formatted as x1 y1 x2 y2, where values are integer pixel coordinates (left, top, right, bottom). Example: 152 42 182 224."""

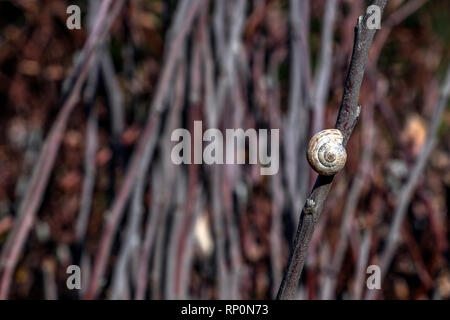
277 0 387 300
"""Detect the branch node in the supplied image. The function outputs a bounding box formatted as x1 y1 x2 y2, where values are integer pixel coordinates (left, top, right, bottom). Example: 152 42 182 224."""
304 198 316 214
356 105 361 118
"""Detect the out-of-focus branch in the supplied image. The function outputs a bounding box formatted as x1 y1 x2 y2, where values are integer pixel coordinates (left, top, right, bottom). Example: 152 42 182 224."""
214 0 247 124
366 65 450 300
166 56 193 299
109 162 145 299
164 172 188 299
75 0 102 246
283 0 311 224
353 229 372 299
75 89 99 244
312 0 338 134
101 51 125 140
267 47 286 298
277 0 387 300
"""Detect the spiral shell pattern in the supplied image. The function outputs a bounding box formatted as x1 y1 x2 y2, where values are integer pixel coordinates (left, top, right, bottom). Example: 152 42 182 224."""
307 129 347 176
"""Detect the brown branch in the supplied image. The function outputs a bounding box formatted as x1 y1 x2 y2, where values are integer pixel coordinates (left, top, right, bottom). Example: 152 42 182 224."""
277 0 387 300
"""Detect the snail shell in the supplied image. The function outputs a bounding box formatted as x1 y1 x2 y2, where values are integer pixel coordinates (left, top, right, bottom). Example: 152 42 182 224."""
307 129 347 176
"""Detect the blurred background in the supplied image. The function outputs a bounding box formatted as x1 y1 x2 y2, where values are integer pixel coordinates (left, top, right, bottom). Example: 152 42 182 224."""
0 0 449 300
